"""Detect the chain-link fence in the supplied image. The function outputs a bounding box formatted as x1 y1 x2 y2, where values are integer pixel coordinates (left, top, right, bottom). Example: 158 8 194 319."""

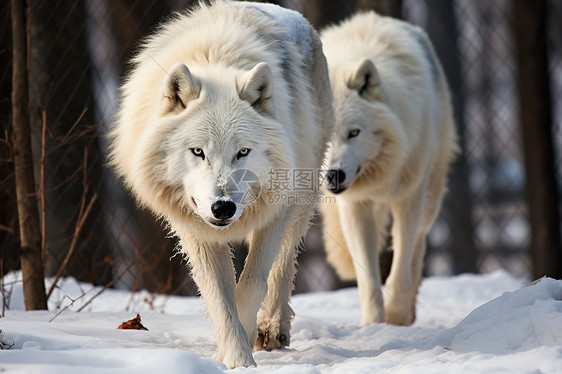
1 0 561 300
420 0 561 279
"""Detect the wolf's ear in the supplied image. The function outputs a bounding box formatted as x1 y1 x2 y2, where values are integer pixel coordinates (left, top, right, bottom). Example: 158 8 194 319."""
237 62 274 117
347 58 381 101
160 63 201 114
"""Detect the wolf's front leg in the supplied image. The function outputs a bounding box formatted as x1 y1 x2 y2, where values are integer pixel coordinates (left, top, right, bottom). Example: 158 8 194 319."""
235 216 286 348
384 187 425 326
255 209 309 351
184 239 255 369
338 199 385 325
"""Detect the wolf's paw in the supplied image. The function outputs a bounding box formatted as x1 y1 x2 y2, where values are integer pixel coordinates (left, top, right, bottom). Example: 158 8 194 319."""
360 308 385 326
255 307 293 351
220 347 256 369
255 326 289 351
384 298 415 326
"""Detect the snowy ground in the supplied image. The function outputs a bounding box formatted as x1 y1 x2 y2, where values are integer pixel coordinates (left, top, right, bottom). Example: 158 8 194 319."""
1 270 561 373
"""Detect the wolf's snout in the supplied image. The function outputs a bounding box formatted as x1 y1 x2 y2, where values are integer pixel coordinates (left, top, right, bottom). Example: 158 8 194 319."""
211 200 236 220
326 169 347 194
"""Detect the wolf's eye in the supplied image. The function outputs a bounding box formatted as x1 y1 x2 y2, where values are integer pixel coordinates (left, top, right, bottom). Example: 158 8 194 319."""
348 129 361 139
237 148 251 159
191 148 205 160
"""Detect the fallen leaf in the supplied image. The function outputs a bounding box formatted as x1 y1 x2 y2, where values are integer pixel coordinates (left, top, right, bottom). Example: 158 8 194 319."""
117 314 148 331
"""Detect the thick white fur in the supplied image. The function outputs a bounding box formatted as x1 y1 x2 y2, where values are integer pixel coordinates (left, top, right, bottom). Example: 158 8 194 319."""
319 12 458 326
108 1 333 368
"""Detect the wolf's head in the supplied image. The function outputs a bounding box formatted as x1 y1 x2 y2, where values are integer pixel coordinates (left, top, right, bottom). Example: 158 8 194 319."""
324 58 405 195
140 62 289 229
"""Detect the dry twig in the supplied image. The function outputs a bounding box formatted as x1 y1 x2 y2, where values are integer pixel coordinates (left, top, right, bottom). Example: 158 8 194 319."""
40 109 47 259
77 260 136 312
63 107 88 141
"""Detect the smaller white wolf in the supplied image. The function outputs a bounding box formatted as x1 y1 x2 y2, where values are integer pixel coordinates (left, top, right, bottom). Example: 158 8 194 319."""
320 12 458 326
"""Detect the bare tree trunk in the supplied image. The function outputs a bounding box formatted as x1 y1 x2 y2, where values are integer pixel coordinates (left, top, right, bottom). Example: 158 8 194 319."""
302 0 402 30
425 0 477 274
513 0 561 279
357 0 402 18
0 0 19 277
302 0 356 30
386 0 402 18
10 0 47 310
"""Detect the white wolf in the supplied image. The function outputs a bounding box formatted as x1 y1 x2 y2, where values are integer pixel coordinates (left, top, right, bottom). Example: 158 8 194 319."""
108 1 333 368
319 12 458 326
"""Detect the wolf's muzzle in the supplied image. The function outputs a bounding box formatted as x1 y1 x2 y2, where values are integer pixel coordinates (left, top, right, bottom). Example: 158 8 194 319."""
211 200 236 220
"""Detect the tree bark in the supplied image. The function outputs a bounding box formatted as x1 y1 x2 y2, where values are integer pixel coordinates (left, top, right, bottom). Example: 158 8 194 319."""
302 0 401 30
357 0 402 18
302 0 356 30
426 0 478 274
513 0 561 279
10 0 47 310
0 0 20 277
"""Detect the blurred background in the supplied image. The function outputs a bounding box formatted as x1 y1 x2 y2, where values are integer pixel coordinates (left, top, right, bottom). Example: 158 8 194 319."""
1 0 561 304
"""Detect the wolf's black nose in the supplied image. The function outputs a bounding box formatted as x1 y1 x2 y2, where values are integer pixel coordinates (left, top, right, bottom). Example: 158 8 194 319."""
326 169 347 194
326 169 346 186
211 200 236 220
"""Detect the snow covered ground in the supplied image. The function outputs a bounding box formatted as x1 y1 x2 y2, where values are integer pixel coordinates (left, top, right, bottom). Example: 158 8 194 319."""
1 270 562 373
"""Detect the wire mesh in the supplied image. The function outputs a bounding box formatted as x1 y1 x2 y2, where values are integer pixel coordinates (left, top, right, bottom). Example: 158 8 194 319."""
1 0 560 300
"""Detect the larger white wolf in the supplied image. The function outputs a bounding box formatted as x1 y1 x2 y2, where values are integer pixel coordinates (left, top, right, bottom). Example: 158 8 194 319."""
108 1 333 368
319 12 458 326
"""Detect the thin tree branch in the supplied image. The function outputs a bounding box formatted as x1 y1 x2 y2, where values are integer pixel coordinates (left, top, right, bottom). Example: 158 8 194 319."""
62 106 88 141
46 147 97 299
46 191 97 300
77 260 136 312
